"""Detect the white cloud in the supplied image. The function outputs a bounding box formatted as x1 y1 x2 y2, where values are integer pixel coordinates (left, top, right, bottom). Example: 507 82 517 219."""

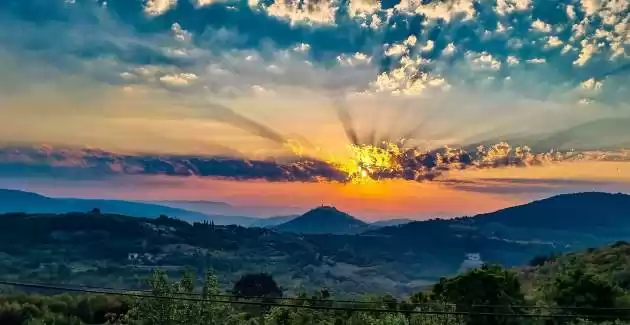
144 0 178 16
120 72 135 80
468 52 502 71
566 5 577 20
581 0 601 16
403 35 417 47
580 78 604 90
159 73 198 86
337 52 372 66
385 43 408 57
420 40 435 53
385 35 420 57
495 0 531 15
527 58 546 64
293 43 311 53
573 40 598 66
251 84 276 96
546 36 563 48
506 56 520 65
193 0 224 7
253 0 338 25
171 23 192 42
395 0 476 22
442 43 457 55
348 0 381 18
371 54 449 96
531 20 552 33
527 58 547 64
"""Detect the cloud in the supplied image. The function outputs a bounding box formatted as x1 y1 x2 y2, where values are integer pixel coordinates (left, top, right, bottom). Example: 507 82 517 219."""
252 0 339 26
144 0 178 16
2 143 629 185
1 0 630 185
159 72 199 86
438 177 630 196
0 145 347 182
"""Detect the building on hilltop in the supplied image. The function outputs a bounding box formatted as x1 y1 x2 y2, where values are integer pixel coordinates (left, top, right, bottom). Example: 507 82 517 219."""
458 253 484 273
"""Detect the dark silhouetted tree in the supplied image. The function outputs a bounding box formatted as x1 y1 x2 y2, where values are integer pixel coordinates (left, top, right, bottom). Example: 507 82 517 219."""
232 273 282 298
432 264 525 325
529 253 557 267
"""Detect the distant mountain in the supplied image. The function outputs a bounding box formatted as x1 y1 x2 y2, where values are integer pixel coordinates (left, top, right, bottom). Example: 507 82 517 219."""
250 215 298 228
275 206 369 234
3 191 630 295
0 189 305 227
150 200 301 217
370 219 413 227
0 189 216 223
148 200 236 216
472 192 630 230
370 192 630 253
154 201 301 227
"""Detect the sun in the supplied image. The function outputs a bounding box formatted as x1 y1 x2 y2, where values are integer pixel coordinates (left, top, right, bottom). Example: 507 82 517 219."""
333 142 404 184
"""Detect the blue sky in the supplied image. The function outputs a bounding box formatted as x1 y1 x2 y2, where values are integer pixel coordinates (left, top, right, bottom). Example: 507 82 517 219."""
0 0 629 218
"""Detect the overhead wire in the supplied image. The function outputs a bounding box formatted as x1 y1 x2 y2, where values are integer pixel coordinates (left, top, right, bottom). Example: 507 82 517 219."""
2 280 630 318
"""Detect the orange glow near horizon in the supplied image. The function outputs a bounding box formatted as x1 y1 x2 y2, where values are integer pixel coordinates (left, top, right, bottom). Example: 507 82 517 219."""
6 160 630 221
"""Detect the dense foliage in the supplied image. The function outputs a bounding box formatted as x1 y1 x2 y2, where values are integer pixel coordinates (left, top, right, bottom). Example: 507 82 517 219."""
6 241 630 325
0 211 559 295
3 191 630 297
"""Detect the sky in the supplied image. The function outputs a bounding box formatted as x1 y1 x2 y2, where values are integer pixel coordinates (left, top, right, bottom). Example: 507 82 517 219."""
0 0 629 220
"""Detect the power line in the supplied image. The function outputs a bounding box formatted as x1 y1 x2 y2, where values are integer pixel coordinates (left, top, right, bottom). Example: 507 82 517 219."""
1 279 627 312
0 280 382 305
1 280 630 319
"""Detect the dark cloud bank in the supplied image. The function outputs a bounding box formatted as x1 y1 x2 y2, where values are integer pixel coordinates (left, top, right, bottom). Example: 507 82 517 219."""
1 144 627 183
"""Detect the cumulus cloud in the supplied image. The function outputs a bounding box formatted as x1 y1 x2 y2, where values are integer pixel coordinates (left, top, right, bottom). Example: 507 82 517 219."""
144 0 178 16
1 0 630 186
251 0 338 25
159 72 199 86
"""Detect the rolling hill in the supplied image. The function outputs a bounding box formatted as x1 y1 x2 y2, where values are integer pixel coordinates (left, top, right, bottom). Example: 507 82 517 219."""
274 206 370 234
250 215 299 227
471 192 630 230
2 190 630 295
0 189 233 224
371 192 630 253
519 240 630 300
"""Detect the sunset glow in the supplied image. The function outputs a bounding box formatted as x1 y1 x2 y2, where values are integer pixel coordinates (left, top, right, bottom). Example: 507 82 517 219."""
1 0 629 219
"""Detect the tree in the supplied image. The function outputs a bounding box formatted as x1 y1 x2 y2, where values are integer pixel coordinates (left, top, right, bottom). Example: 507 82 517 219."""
432 264 525 325
232 273 282 298
131 268 242 325
546 266 622 319
529 254 557 267
134 268 176 325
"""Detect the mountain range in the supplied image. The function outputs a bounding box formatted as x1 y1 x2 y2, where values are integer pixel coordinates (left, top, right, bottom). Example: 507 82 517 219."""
1 190 630 294
0 189 409 229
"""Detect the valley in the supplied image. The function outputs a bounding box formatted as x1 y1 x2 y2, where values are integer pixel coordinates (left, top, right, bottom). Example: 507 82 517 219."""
2 190 630 296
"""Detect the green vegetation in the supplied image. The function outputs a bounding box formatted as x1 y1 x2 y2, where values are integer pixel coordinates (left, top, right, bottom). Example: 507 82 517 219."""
7 242 630 325
3 192 630 297
3 192 630 323
0 212 556 296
